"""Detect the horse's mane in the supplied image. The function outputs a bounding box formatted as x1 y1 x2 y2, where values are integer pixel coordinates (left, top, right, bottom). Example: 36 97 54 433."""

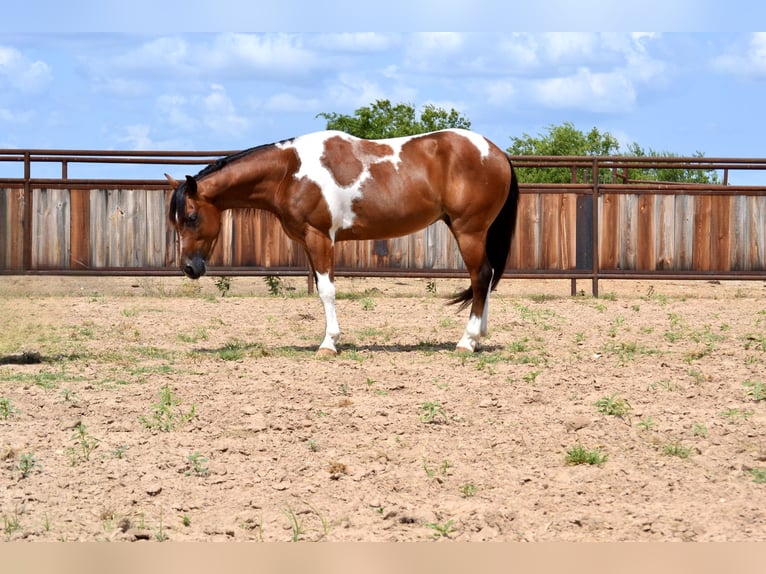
169 137 295 225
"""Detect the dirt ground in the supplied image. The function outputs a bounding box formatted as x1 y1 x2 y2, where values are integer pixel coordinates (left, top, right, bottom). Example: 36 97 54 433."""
1 274 766 542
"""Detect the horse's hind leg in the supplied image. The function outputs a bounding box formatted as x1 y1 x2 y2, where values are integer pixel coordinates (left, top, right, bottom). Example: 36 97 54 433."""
454 233 495 352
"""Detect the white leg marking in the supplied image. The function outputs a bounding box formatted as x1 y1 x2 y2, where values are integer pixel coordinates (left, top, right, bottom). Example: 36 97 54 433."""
480 268 495 337
316 272 340 353
457 314 483 352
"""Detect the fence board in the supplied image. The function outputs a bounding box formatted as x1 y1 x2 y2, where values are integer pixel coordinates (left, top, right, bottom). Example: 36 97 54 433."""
70 189 90 269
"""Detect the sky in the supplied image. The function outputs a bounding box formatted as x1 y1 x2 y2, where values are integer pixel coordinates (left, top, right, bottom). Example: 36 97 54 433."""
1 3 766 183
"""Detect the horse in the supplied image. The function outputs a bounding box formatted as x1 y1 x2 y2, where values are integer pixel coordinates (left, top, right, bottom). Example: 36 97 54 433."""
166 128 519 355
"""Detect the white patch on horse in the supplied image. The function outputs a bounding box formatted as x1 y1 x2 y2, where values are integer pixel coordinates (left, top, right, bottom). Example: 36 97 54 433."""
315 271 340 352
445 128 490 159
457 314 483 352
279 131 405 243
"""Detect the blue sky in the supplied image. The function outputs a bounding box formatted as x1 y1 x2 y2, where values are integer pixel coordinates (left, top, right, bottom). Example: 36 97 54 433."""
1 5 765 183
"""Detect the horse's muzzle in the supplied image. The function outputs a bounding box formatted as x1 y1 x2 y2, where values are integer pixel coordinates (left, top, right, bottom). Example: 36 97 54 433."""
182 256 206 279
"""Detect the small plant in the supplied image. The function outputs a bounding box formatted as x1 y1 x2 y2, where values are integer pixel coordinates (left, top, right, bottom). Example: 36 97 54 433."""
637 417 657 431
743 380 766 402
112 444 128 459
18 452 37 478
426 519 454 539
663 441 691 458
60 388 78 404
595 393 632 419
688 369 706 384
3 513 21 541
186 452 209 477
306 439 319 452
282 504 303 542
264 275 285 296
66 423 100 465
214 276 232 297
155 507 168 542
459 483 477 497
181 514 191 527
0 397 20 420
719 408 754 423
139 384 197 432
692 422 708 438
749 468 766 484
565 445 608 466
420 401 448 424
523 370 542 384
425 280 437 294
360 297 376 311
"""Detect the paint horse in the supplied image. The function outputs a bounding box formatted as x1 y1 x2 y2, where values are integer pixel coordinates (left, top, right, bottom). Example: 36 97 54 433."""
166 128 519 355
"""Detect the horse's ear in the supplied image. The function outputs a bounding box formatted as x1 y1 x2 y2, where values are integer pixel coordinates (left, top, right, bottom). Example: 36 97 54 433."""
185 176 198 198
165 173 180 189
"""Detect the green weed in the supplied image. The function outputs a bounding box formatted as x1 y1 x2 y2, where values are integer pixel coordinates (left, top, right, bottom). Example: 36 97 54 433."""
420 401 447 424
743 380 766 402
637 417 657 431
186 452 209 477
663 441 691 458
0 397 20 420
595 393 632 419
426 519 455 539
459 483 477 498
139 384 197 432
214 276 232 297
18 452 37 478
565 445 608 466
66 423 100 465
692 422 708 438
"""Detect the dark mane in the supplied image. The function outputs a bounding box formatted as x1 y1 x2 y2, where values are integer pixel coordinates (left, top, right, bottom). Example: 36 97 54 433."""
168 137 295 225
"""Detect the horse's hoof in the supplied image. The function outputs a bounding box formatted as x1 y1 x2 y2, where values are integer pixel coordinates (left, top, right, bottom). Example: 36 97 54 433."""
316 347 337 357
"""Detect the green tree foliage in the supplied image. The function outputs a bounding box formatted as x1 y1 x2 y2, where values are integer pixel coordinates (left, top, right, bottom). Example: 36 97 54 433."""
507 122 619 184
317 99 471 139
624 143 720 184
508 121 719 185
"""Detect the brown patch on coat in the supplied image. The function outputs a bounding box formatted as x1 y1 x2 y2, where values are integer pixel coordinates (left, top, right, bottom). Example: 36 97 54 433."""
321 136 395 187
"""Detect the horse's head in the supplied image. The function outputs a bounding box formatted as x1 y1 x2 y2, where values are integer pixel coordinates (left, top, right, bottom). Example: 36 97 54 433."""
166 174 221 279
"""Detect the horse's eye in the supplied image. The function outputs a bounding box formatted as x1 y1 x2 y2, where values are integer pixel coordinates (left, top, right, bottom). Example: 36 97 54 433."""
187 212 199 225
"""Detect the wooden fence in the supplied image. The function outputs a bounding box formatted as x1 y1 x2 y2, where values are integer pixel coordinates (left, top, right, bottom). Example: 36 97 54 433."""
1 150 765 295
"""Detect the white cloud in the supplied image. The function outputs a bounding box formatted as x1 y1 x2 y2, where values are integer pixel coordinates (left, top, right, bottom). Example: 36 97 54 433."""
532 67 636 113
202 84 249 136
155 84 248 137
711 32 766 77
118 125 154 150
0 46 52 93
541 33 597 62
486 80 517 106
200 33 320 76
309 33 394 52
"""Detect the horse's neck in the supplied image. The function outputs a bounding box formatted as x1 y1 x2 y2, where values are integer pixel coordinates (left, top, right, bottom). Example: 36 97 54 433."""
207 154 285 212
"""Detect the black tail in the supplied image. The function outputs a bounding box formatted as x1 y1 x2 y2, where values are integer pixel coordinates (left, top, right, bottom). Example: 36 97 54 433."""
449 158 520 310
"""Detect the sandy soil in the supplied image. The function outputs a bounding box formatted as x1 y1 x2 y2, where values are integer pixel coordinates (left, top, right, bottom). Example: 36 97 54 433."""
1 275 766 542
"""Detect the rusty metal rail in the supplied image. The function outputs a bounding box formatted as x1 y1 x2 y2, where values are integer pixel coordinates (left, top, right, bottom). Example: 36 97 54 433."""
2 148 766 296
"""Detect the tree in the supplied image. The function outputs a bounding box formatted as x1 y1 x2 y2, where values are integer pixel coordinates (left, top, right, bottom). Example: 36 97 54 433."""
317 99 471 139
507 122 620 184
623 143 720 184
507 121 719 184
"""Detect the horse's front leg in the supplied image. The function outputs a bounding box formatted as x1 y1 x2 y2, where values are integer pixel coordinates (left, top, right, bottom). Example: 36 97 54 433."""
315 271 341 355
304 229 340 355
